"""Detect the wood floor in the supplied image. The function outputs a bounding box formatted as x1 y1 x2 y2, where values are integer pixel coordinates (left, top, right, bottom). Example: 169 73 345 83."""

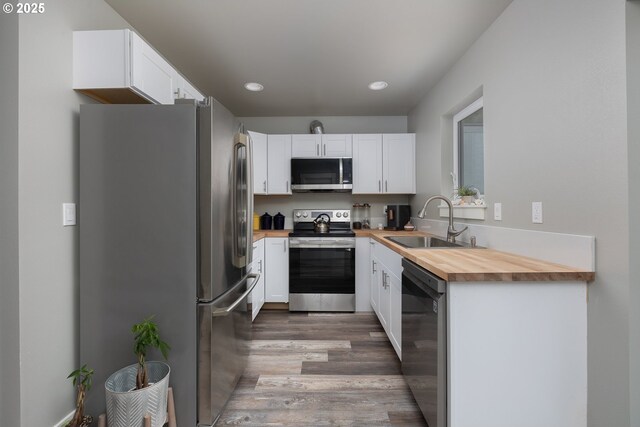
217 311 427 426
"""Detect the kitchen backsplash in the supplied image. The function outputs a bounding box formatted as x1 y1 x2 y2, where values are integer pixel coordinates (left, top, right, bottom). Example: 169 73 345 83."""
255 193 411 229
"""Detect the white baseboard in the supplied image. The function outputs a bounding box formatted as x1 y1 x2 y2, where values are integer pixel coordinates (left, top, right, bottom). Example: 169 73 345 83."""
52 409 75 427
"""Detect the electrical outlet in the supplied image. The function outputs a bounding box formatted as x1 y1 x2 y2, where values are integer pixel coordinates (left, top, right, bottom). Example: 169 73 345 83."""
532 202 543 224
494 203 502 221
63 203 76 226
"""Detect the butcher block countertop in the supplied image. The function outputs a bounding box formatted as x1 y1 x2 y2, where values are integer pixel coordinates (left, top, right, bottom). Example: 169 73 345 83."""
253 229 291 242
358 229 595 282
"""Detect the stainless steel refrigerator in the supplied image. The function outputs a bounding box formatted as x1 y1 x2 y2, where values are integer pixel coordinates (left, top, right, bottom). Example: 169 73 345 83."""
79 97 256 426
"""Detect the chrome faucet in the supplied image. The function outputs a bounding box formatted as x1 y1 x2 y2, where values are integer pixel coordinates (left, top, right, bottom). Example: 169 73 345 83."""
417 195 468 243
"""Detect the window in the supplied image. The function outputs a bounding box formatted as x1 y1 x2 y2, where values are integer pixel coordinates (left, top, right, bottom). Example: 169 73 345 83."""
453 97 484 195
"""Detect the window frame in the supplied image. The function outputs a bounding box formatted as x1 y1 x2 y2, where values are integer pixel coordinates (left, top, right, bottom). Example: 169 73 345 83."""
453 96 484 196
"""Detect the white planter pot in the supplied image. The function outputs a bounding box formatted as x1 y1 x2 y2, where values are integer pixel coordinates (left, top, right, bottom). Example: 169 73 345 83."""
461 196 475 204
105 361 170 427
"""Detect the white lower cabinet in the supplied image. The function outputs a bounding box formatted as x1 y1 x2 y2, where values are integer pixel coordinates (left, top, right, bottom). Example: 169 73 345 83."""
355 238 373 312
265 237 289 302
250 239 265 321
378 268 391 331
388 271 402 355
369 238 402 360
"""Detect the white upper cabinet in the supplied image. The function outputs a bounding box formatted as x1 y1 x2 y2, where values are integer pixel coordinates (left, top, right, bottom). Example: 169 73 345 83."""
267 135 292 195
291 134 352 158
353 133 415 194
322 134 353 157
173 72 206 102
383 134 416 194
130 32 176 104
353 134 384 194
291 135 321 158
249 131 268 195
73 29 204 105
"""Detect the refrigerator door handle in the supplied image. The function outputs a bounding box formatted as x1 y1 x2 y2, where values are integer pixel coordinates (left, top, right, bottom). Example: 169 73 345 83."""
245 132 254 266
211 273 260 317
232 133 253 268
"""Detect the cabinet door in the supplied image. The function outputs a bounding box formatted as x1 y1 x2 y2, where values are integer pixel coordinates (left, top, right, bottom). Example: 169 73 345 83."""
389 272 402 359
291 135 321 158
175 73 205 102
130 32 176 105
267 135 292 195
383 134 416 194
353 134 383 194
378 268 391 332
322 134 352 157
265 238 289 303
355 238 373 312
251 240 265 321
249 131 268 195
370 255 380 314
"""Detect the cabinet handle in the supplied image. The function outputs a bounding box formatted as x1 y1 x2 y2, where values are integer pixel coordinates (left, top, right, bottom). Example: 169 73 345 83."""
378 180 381 192
323 144 326 156
372 260 377 274
286 180 289 193
385 180 388 192
263 180 267 193
382 271 387 288
284 240 287 252
316 144 319 156
259 259 263 274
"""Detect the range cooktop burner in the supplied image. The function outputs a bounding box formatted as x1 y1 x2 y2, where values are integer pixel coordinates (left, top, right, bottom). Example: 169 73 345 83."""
290 208 354 238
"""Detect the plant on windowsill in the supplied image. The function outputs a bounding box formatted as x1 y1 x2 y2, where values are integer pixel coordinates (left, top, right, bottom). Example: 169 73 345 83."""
456 185 478 205
66 364 94 427
104 316 171 427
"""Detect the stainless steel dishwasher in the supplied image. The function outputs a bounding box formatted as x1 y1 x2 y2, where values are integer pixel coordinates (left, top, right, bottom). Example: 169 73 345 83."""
401 258 447 427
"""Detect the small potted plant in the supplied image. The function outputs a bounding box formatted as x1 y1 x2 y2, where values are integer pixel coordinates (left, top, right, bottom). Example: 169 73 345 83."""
105 316 171 427
66 364 94 427
457 185 478 204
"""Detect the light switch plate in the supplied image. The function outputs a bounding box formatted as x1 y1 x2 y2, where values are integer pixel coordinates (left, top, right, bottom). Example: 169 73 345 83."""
532 202 543 224
494 203 502 221
63 203 76 226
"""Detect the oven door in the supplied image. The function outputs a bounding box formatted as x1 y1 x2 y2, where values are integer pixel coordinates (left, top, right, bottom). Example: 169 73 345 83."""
289 238 355 311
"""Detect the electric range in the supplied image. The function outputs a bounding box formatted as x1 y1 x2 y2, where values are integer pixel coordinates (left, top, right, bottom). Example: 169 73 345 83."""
288 209 356 312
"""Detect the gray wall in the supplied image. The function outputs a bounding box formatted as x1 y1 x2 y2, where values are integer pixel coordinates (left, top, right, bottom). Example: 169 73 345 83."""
242 116 412 223
627 1 640 425
407 0 629 425
0 12 21 427
16 2 131 425
237 115 407 134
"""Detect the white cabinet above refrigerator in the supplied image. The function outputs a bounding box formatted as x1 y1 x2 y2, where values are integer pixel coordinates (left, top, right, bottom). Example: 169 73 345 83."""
73 29 205 105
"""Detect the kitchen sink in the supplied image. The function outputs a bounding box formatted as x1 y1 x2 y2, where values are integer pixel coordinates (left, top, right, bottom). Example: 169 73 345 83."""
385 235 474 249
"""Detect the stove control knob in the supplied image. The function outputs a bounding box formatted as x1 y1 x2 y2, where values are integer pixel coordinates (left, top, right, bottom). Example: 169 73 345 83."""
302 212 308 218
336 212 342 218
295 212 302 218
343 211 349 218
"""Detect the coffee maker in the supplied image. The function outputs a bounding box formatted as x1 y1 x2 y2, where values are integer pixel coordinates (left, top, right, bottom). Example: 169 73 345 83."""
385 205 411 230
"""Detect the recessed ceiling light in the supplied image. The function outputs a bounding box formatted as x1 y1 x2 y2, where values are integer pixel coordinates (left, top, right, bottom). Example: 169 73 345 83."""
368 81 388 91
244 82 264 92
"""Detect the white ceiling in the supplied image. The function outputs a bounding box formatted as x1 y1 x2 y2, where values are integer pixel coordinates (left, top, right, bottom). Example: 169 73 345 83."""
105 0 512 116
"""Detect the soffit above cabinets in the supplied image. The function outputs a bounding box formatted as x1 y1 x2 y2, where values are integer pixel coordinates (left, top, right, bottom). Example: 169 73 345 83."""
104 0 512 116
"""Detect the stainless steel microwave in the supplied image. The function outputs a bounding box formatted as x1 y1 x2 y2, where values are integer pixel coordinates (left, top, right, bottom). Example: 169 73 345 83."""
291 158 352 192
